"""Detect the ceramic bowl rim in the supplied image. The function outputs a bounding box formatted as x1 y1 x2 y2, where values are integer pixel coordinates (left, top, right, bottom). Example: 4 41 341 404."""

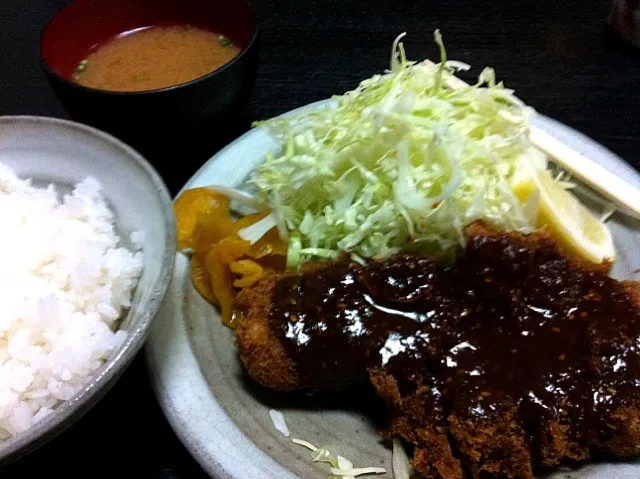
0 115 177 464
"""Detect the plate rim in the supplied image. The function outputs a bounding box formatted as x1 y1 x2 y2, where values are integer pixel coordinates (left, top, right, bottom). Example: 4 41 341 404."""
145 99 640 479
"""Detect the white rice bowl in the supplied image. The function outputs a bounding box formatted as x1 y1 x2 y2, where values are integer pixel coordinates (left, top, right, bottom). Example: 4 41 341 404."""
0 163 142 439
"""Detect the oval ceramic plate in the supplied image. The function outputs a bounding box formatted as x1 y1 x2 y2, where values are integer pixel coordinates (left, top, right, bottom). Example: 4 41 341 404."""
145 100 640 479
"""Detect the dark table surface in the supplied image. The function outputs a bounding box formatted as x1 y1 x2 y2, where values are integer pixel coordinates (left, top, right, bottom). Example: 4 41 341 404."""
1 0 639 477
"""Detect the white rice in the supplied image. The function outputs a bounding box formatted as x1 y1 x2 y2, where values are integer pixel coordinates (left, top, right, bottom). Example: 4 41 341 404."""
0 163 143 439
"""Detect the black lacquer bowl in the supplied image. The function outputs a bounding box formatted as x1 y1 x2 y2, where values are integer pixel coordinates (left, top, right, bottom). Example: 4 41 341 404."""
40 0 258 162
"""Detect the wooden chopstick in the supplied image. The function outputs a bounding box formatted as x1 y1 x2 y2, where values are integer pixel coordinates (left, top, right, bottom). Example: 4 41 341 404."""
422 59 640 219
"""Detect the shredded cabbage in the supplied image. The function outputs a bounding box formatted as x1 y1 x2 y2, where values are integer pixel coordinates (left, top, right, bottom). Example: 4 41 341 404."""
238 213 278 244
250 30 540 267
269 408 290 437
291 437 387 479
330 466 387 477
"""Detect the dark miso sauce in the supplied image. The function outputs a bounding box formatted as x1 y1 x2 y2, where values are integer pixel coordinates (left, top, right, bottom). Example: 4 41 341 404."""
268 230 640 443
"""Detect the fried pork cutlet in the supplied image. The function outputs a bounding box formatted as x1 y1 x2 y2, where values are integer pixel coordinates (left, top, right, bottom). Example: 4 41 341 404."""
233 222 640 478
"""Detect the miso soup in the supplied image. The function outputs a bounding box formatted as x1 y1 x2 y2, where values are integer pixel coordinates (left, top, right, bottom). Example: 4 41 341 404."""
73 25 241 92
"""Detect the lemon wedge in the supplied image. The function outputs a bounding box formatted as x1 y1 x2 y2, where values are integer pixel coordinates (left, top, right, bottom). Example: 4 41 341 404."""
511 147 547 203
512 169 615 264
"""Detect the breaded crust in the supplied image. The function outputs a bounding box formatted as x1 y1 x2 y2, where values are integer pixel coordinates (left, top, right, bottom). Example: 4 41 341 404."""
234 258 348 391
465 221 612 275
234 274 300 391
232 222 640 478
371 225 640 479
370 369 464 479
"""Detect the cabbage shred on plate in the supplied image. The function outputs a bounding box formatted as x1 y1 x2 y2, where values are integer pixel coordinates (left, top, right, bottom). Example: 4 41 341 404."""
250 31 543 268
